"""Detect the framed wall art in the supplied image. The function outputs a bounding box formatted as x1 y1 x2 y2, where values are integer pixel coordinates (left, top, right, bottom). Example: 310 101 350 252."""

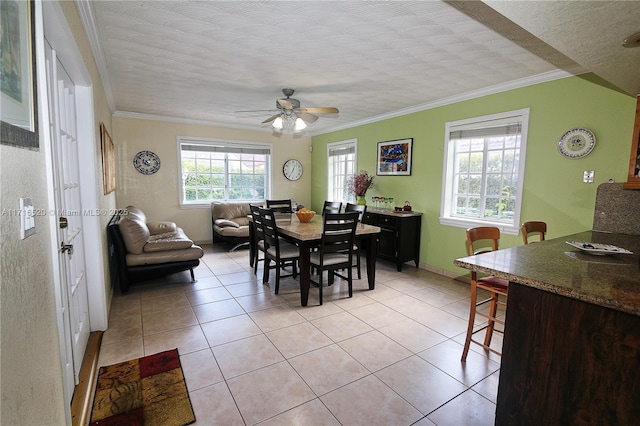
101 123 116 194
376 138 413 176
624 95 640 189
0 0 39 149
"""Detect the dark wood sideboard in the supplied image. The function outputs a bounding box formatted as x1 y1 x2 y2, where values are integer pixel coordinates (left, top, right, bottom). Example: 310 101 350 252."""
362 209 422 271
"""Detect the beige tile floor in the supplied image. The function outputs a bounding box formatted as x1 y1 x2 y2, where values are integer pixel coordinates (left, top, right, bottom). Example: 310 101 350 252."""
99 244 504 425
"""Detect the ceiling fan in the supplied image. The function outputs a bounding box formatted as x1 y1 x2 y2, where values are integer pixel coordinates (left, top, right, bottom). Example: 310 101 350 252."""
238 88 339 132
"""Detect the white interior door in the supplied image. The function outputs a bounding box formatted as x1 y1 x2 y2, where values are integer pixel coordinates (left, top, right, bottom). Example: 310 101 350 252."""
45 44 90 390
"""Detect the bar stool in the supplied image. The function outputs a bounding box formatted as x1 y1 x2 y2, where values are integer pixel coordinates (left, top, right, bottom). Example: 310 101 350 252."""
461 226 509 361
522 221 547 244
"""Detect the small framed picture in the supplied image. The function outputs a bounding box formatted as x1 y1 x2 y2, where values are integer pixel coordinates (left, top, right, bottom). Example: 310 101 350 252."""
100 123 116 194
376 138 413 176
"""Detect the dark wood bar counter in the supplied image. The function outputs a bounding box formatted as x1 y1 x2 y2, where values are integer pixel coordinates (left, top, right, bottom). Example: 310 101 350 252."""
455 231 640 425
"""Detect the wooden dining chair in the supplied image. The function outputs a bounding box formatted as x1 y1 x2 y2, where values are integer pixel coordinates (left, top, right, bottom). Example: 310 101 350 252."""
461 226 509 361
521 221 547 244
265 199 293 213
310 211 359 305
258 207 299 294
322 201 342 215
249 204 266 275
344 203 366 278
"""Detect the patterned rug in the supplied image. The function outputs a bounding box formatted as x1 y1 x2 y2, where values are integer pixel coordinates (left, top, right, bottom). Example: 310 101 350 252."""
90 349 195 426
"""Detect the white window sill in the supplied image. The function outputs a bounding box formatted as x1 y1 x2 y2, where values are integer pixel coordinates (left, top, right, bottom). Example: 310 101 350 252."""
439 216 520 236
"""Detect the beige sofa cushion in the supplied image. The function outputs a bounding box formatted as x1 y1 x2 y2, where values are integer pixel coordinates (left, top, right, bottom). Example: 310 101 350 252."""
214 219 240 228
144 228 194 252
147 221 177 235
126 245 204 266
211 202 252 221
118 216 150 255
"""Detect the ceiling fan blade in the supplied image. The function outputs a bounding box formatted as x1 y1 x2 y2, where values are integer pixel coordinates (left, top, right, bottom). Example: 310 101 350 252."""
277 99 294 109
236 109 278 113
299 112 318 124
261 114 281 124
299 107 339 114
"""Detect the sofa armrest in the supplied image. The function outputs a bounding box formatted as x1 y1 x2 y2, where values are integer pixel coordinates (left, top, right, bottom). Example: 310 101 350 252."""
147 221 177 234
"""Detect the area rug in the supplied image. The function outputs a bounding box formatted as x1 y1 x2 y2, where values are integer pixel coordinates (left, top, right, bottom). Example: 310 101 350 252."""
90 349 195 426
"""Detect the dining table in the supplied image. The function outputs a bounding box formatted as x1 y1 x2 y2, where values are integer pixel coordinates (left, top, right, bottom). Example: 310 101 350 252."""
249 213 381 306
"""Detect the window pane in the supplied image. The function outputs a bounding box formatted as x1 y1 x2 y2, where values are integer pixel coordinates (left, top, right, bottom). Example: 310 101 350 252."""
469 152 483 173
456 153 469 173
468 175 482 194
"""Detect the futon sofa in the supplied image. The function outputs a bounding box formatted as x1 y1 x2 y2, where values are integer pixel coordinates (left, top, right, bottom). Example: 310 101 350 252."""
211 201 253 250
107 206 203 292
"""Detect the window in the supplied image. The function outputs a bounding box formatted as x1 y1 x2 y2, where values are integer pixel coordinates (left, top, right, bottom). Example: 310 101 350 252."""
178 137 271 207
327 139 357 203
440 108 529 235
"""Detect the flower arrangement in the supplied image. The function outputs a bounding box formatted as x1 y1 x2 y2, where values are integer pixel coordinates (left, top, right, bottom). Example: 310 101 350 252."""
347 170 375 196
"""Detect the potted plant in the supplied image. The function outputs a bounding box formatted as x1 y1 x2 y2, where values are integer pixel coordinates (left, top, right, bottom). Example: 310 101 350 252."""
347 170 374 205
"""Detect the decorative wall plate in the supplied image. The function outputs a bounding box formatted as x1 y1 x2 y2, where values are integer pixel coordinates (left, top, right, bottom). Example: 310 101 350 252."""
133 150 161 174
557 128 596 159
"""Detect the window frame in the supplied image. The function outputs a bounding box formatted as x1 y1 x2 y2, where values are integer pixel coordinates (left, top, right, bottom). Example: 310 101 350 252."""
327 139 357 204
439 108 529 235
177 136 272 209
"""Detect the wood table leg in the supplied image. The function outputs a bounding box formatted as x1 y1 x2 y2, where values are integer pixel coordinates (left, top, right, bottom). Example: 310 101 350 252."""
299 241 312 306
365 233 378 290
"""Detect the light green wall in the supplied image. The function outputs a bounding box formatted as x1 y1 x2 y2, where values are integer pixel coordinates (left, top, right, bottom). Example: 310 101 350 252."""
311 76 636 276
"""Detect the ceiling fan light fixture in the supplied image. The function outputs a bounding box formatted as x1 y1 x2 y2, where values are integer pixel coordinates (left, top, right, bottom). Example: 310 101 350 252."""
294 117 307 131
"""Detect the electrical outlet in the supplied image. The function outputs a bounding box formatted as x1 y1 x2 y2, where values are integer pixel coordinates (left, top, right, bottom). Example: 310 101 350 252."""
583 170 595 184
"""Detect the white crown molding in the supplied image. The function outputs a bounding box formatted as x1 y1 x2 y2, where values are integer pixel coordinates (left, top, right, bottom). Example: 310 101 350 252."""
75 0 115 112
113 110 276 133
313 68 583 136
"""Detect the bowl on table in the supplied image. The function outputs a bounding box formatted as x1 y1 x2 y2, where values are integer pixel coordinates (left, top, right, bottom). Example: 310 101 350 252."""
295 210 315 223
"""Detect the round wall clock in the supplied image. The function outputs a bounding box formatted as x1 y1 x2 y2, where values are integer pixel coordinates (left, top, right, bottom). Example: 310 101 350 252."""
557 128 596 159
133 150 161 174
283 159 303 181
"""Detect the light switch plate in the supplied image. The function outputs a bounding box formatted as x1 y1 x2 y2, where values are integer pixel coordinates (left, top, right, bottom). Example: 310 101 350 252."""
20 197 35 239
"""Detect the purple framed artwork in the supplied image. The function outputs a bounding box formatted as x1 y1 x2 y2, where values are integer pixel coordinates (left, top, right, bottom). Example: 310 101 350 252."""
376 138 412 176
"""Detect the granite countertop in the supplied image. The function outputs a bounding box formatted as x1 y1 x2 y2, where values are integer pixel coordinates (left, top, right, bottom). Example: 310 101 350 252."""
454 231 640 316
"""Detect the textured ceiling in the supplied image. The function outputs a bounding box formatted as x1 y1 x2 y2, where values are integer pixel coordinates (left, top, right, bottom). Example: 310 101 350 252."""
80 1 636 135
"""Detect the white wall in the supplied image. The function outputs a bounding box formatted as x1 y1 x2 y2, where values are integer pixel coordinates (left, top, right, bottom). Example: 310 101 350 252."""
113 116 313 243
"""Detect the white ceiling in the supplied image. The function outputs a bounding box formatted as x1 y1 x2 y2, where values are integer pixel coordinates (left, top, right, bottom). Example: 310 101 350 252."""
79 1 639 135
